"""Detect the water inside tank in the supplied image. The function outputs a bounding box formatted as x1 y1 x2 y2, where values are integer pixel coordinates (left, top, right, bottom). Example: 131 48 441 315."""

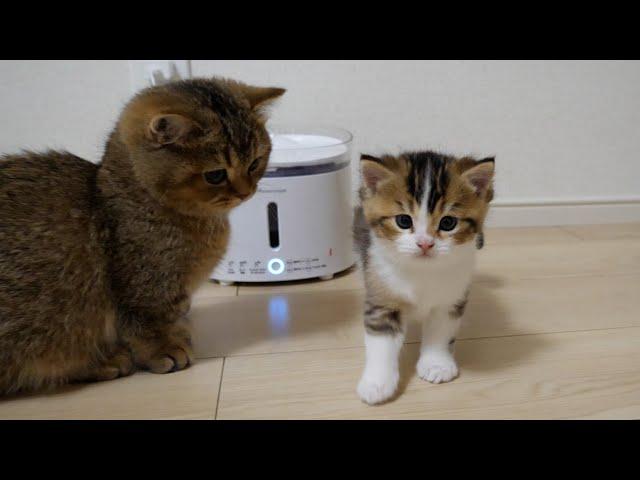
268 131 351 168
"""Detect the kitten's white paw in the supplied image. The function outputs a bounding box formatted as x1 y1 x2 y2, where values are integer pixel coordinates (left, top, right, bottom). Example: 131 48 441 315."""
417 354 459 384
357 371 399 405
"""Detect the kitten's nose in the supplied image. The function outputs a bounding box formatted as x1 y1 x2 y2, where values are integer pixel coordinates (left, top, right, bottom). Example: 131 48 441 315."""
416 237 435 253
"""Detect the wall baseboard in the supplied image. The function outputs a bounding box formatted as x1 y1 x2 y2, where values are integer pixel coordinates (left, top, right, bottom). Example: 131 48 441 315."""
486 199 640 227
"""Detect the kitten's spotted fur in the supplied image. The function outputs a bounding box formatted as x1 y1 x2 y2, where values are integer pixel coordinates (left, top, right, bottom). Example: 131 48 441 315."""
0 77 284 395
354 150 494 404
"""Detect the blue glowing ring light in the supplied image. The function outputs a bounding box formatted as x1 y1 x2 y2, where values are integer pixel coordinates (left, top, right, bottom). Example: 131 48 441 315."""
268 258 285 275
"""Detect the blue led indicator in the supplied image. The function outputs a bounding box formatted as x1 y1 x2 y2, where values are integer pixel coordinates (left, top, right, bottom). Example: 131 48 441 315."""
268 258 285 275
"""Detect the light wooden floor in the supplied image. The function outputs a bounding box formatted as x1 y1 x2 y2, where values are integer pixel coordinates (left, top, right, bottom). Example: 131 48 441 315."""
1 223 639 419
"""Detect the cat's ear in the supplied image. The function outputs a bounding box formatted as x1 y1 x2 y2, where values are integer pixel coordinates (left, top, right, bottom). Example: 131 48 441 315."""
147 114 201 146
242 85 286 111
361 154 393 192
222 79 285 120
462 157 495 195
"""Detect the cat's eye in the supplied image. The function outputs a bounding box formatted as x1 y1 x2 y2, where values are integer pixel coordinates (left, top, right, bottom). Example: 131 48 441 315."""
439 216 458 231
248 158 261 173
203 169 228 185
395 214 413 229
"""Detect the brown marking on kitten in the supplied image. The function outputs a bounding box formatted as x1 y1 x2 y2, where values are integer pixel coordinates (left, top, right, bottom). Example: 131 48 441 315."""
450 291 469 318
364 303 404 335
0 77 285 395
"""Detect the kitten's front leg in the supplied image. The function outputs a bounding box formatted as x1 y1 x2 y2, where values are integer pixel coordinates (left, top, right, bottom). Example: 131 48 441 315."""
357 305 404 405
417 303 464 384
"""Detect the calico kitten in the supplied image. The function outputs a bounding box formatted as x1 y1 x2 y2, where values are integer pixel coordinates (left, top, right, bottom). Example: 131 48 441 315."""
0 77 284 395
354 151 494 404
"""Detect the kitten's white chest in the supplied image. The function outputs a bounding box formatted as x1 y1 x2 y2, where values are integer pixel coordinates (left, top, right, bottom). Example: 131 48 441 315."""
369 238 475 316
410 264 472 315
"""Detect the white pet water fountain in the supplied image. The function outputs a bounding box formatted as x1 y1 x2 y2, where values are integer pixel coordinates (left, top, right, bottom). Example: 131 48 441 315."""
210 125 355 284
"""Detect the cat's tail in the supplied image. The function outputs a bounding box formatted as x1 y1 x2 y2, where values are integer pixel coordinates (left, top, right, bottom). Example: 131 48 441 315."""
0 365 65 397
0 367 21 397
0 349 59 397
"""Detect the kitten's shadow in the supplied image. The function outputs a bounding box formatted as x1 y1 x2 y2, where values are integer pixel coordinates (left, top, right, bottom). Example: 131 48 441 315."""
393 273 548 400
193 270 547 408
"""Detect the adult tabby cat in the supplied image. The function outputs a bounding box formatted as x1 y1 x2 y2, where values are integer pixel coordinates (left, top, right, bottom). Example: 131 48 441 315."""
354 151 494 404
0 77 284 395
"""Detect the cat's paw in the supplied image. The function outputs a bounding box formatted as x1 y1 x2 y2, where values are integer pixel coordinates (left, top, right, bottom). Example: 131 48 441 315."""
145 343 194 374
357 371 399 405
417 353 459 384
129 323 194 374
110 347 135 377
86 347 135 382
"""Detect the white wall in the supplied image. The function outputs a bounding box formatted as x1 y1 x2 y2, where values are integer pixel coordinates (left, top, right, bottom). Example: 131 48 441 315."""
0 60 131 162
2 60 639 225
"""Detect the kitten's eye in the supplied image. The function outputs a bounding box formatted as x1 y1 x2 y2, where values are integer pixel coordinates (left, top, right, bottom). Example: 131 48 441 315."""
203 169 228 185
248 158 261 173
439 216 458 231
395 214 413 229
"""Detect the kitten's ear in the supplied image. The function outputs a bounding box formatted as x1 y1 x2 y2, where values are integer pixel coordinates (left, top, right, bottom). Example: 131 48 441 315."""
361 154 393 192
147 114 202 146
462 157 495 195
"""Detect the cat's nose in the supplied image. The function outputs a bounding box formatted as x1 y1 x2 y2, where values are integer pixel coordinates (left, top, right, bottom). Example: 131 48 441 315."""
416 238 435 253
233 186 252 199
233 183 253 200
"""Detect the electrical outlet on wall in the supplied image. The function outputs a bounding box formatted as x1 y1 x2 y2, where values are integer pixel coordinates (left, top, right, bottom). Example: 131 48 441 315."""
128 60 191 93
